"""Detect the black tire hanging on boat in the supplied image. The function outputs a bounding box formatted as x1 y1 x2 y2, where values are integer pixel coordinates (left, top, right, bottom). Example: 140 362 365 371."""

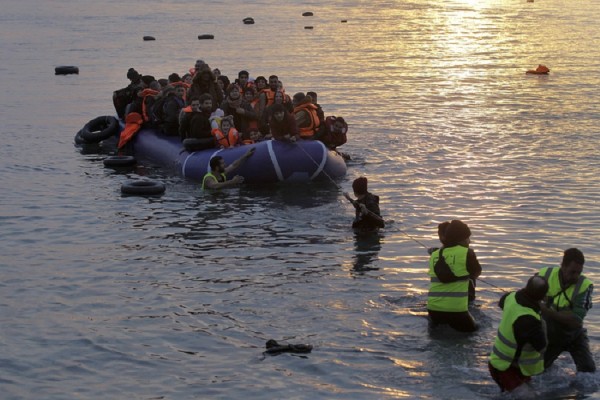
121 180 166 196
55 66 79 75
103 155 137 167
74 129 87 145
183 138 215 152
80 116 120 143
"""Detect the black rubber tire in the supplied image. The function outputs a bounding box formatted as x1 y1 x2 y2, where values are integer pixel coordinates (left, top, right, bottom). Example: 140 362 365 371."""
74 129 88 145
80 116 120 143
243 17 255 24
302 12 314 16
198 34 215 40
183 138 215 152
55 66 79 75
103 155 137 167
143 36 156 41
121 180 165 196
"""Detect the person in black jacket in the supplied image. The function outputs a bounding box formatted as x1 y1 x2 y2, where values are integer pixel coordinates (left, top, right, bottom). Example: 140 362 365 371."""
344 177 385 231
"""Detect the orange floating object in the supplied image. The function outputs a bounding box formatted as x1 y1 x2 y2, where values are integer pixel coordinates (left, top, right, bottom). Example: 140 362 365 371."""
526 64 550 75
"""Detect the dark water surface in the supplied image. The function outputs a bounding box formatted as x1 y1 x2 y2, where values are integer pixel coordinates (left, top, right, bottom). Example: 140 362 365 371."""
1 0 600 398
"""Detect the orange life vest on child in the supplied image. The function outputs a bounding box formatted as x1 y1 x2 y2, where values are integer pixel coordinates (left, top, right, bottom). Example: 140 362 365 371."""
293 103 321 138
212 127 240 148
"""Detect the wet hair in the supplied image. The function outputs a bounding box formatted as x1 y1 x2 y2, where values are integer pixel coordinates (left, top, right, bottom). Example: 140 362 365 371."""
352 176 368 195
524 275 549 302
562 248 585 266
210 156 223 170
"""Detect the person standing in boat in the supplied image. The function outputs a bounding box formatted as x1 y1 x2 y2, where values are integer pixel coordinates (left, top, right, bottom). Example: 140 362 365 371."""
202 148 255 190
188 68 222 111
426 219 481 332
539 248 595 373
489 275 548 393
343 177 384 231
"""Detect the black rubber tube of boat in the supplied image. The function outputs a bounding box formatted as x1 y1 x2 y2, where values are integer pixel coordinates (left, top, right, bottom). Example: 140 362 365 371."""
121 180 166 196
183 138 215 152
80 116 120 143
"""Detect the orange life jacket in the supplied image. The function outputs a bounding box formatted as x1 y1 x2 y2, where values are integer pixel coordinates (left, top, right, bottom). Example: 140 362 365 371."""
118 112 143 149
262 89 276 107
139 88 160 122
212 127 240 148
293 103 321 138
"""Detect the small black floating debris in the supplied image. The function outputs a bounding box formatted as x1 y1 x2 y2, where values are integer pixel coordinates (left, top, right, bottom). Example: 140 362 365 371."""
264 339 313 355
527 0 534 2
55 66 79 75
243 17 255 24
198 34 215 40
304 26 314 30
341 19 348 23
302 12 314 16
143 36 156 41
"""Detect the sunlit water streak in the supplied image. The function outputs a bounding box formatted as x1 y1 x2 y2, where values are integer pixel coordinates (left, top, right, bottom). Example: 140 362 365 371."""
1 0 600 398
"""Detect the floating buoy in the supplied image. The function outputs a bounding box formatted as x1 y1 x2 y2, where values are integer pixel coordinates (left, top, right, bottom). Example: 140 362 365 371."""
526 64 550 75
243 17 255 24
304 26 314 30
143 36 156 41
341 20 348 23
302 12 314 17
103 155 137 168
80 116 120 143
55 66 79 75
121 180 166 196
198 34 215 40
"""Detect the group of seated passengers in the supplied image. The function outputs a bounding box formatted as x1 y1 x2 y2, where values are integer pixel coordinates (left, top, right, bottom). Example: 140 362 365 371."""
112 60 348 151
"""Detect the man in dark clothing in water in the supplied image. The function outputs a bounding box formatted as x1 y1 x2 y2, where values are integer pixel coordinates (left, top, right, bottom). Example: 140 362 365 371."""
344 177 384 231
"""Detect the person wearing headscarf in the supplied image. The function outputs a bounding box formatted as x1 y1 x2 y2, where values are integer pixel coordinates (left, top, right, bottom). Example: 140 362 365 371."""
427 219 482 332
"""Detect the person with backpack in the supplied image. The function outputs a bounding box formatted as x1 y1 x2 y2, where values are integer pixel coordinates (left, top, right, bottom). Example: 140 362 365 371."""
426 220 482 332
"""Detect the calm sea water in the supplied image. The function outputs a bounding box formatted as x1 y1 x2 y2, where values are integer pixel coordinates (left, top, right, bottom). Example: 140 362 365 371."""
1 0 600 399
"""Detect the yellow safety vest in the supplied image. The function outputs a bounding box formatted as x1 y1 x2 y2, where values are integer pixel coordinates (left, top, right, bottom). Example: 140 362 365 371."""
539 267 592 311
202 171 227 190
427 246 469 312
489 292 544 376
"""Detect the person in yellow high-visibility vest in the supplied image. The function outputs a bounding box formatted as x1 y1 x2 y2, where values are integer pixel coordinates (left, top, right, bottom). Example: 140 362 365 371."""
427 220 482 332
539 248 595 373
489 275 548 392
